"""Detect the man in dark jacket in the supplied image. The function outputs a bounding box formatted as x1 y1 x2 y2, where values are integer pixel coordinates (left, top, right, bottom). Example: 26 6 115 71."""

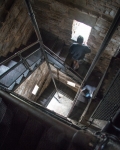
66 35 91 70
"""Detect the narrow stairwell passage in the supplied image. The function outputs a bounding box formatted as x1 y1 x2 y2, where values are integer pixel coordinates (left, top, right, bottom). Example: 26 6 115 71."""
37 80 76 107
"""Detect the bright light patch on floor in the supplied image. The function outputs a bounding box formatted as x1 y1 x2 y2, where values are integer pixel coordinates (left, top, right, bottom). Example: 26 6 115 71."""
47 92 73 117
71 20 92 44
67 81 75 87
32 85 39 95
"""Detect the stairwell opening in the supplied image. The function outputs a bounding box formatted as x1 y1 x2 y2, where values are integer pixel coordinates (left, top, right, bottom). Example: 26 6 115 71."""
71 20 92 44
47 92 73 117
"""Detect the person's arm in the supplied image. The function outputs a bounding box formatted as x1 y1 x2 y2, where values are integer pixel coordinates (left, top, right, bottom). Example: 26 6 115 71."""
85 46 91 53
81 85 87 91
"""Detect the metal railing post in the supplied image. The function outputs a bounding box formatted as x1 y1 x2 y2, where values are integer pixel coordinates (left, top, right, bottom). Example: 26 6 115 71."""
24 0 60 97
77 8 120 122
80 8 120 88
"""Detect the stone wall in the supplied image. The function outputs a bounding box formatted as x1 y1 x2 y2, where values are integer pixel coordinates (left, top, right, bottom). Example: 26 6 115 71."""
0 0 15 24
50 65 80 92
15 62 51 101
15 62 80 101
56 0 119 20
0 0 34 56
32 0 120 72
1 0 119 72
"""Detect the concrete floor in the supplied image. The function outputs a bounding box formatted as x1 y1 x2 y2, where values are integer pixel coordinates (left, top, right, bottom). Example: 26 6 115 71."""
47 92 73 117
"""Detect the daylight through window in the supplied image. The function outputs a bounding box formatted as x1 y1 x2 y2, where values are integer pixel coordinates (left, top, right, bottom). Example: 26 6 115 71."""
71 20 92 44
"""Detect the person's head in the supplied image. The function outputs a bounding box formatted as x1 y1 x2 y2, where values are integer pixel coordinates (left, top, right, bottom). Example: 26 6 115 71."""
77 35 84 44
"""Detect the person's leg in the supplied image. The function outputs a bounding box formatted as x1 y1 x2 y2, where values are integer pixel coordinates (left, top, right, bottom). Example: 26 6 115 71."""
73 60 79 70
64 53 73 67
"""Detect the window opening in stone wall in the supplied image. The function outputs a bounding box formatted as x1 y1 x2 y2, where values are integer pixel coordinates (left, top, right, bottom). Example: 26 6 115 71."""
71 20 92 44
32 84 39 95
47 92 73 117
67 81 76 87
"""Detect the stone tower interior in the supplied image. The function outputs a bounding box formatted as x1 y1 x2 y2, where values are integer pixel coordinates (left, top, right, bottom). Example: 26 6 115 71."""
0 0 120 150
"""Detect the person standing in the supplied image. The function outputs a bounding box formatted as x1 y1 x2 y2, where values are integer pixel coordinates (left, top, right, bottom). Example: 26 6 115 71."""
65 35 91 70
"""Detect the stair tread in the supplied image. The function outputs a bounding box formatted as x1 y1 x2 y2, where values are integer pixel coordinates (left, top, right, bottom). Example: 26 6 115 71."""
0 65 10 76
47 54 65 71
24 69 29 77
30 63 36 70
14 63 26 73
27 55 39 65
16 75 23 84
34 50 41 57
26 59 34 66
6 60 17 68
8 82 16 90
0 70 23 87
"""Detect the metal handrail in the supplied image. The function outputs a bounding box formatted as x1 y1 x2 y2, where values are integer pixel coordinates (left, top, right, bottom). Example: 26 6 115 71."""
0 39 83 81
43 45 83 80
25 0 60 97
12 92 73 125
43 44 64 64
0 62 28 88
0 60 25 79
0 51 43 88
0 41 39 65
45 50 82 80
44 44 83 79
0 41 82 89
25 48 40 59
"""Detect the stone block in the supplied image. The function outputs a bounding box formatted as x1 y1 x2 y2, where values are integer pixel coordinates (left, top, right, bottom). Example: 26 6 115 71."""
68 8 97 27
114 35 120 42
101 28 107 34
110 10 116 18
105 46 112 51
96 18 111 29
91 29 103 40
92 43 98 49
94 40 101 47
50 2 68 14
105 10 109 15
94 25 101 32
89 35 96 41
111 38 117 44
100 32 105 38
